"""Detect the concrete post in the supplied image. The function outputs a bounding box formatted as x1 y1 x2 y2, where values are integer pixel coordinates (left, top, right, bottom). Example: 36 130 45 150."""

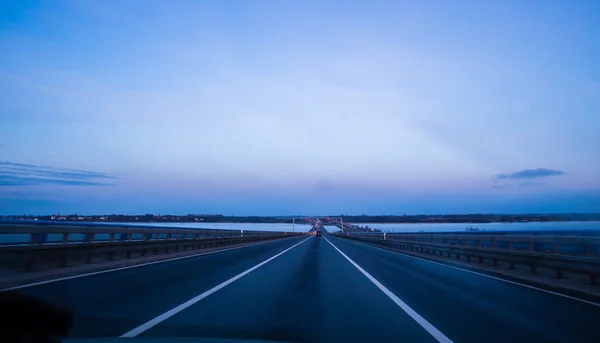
86 233 95 243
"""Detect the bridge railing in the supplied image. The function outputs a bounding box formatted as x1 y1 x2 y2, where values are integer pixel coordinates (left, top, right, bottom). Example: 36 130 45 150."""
0 224 303 273
333 232 600 284
0 224 288 246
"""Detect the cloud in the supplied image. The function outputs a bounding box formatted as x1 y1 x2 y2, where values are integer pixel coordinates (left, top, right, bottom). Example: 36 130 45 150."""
0 161 115 187
0 176 109 186
518 182 539 187
496 168 565 180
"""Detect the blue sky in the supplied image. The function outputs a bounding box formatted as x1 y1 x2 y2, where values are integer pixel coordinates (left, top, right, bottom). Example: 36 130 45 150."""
1 0 599 215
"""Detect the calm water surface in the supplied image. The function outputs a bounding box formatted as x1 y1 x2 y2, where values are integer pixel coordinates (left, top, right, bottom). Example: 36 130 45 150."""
3 221 600 245
349 221 600 233
112 221 600 233
113 222 314 232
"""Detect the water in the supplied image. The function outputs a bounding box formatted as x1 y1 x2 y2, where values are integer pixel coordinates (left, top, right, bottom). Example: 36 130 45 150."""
324 225 341 232
0 221 313 245
3 221 600 245
113 222 313 233
351 221 600 234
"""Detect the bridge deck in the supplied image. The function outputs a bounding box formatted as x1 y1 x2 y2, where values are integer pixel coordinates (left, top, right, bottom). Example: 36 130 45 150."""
4 234 599 343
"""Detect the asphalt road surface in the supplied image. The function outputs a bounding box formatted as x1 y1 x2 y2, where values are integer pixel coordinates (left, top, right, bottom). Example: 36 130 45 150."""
10 234 600 343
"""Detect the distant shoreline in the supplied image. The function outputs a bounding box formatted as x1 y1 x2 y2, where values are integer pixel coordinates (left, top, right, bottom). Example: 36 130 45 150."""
2 213 600 226
4 220 600 224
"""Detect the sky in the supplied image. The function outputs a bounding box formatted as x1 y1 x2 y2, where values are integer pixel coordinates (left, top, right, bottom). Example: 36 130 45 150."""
1 0 599 215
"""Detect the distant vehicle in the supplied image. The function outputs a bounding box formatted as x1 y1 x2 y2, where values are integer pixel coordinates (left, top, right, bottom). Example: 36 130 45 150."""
315 230 322 237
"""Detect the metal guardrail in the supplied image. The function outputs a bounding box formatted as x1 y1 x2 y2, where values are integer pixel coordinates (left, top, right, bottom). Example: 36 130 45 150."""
0 224 291 245
333 232 600 284
0 224 304 272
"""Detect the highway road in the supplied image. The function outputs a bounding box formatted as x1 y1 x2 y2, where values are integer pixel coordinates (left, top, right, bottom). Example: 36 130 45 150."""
8 234 600 343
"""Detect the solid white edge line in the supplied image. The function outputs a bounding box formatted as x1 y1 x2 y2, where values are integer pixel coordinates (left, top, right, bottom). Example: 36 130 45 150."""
120 235 313 337
1 235 307 292
335 236 600 308
323 236 453 343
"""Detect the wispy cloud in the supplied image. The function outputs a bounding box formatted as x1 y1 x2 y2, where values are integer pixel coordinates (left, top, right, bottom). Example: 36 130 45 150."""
496 168 566 180
0 161 115 187
518 182 539 187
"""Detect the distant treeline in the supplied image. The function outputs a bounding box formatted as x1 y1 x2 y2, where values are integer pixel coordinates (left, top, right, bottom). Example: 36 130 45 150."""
0 214 311 224
1 213 599 224
330 213 600 224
